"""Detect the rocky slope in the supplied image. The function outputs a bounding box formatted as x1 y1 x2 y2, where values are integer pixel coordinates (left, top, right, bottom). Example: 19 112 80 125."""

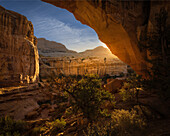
42 0 169 77
0 6 39 87
37 38 77 56
37 38 116 58
79 46 117 58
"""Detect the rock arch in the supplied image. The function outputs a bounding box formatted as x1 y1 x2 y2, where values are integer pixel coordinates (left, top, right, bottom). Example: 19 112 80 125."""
42 0 169 77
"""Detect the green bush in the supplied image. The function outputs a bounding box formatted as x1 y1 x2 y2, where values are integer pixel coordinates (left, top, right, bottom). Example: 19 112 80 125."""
53 74 115 121
40 118 66 135
87 109 146 136
111 109 146 132
65 107 73 117
51 118 66 130
119 74 143 102
119 84 136 101
68 74 115 121
0 116 28 136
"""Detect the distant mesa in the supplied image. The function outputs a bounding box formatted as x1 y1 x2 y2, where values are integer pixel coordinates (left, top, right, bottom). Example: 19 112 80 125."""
37 38 77 55
79 46 117 58
37 38 117 58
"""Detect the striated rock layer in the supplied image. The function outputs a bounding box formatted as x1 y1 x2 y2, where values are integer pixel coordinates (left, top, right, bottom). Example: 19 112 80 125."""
0 6 39 87
42 0 169 77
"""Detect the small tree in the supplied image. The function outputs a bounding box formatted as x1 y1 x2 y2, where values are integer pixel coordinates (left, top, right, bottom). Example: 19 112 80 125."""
104 57 106 63
53 75 115 121
68 74 115 121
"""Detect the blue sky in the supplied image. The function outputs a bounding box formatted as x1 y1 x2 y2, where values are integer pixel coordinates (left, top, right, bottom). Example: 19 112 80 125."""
0 0 107 52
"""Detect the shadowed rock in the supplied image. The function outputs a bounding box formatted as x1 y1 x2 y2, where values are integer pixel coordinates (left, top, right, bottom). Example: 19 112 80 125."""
0 6 39 87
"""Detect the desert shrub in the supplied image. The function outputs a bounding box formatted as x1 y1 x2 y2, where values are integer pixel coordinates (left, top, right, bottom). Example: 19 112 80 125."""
133 105 154 119
119 74 143 102
119 84 136 101
68 74 115 121
65 107 73 117
0 116 28 136
50 118 66 130
111 109 146 133
53 74 115 121
40 118 66 135
87 109 146 136
31 127 41 136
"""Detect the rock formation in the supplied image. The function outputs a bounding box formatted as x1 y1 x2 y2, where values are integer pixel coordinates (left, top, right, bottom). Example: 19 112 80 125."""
37 38 117 58
39 56 127 78
0 6 39 87
79 46 117 58
37 38 77 56
42 0 169 77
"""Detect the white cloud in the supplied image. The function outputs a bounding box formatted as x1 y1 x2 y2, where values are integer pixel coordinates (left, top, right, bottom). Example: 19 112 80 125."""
32 15 107 52
0 0 108 52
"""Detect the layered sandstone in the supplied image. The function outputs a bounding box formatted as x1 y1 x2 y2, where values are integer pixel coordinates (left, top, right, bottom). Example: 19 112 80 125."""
39 56 127 78
42 0 169 77
0 6 39 87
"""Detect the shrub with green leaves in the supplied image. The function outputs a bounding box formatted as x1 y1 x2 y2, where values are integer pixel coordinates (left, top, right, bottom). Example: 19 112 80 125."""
111 109 146 133
68 74 115 121
0 116 28 136
119 83 136 101
53 74 115 121
119 74 143 102
40 118 66 135
87 109 146 136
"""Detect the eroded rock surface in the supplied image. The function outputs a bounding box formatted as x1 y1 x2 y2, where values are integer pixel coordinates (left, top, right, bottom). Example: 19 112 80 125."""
0 6 39 87
0 84 55 120
42 0 169 77
37 38 77 57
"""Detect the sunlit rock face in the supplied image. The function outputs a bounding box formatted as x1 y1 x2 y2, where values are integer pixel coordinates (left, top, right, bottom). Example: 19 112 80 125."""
42 0 169 77
39 57 127 78
0 6 39 87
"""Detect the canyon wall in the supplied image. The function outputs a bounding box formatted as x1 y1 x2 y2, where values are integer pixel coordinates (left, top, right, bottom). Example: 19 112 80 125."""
42 0 169 77
39 57 127 78
0 6 39 87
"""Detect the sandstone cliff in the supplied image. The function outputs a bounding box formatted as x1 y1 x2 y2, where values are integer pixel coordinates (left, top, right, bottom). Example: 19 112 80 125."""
0 6 39 87
42 0 169 77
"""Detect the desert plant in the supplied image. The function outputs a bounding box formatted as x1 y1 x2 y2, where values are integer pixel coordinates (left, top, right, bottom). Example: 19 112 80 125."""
50 118 66 130
40 118 66 135
119 74 143 102
86 109 146 136
0 116 28 136
68 74 115 121
111 109 146 133
53 74 115 121
119 83 136 102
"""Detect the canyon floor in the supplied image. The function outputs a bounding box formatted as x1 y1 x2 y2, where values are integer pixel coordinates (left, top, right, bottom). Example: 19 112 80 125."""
0 76 170 136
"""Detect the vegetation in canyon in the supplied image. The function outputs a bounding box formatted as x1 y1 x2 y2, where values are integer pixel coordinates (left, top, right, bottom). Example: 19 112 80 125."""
0 74 151 136
0 3 169 136
0 116 28 136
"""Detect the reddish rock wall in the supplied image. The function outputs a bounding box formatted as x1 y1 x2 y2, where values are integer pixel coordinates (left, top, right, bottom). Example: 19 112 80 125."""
0 6 39 87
